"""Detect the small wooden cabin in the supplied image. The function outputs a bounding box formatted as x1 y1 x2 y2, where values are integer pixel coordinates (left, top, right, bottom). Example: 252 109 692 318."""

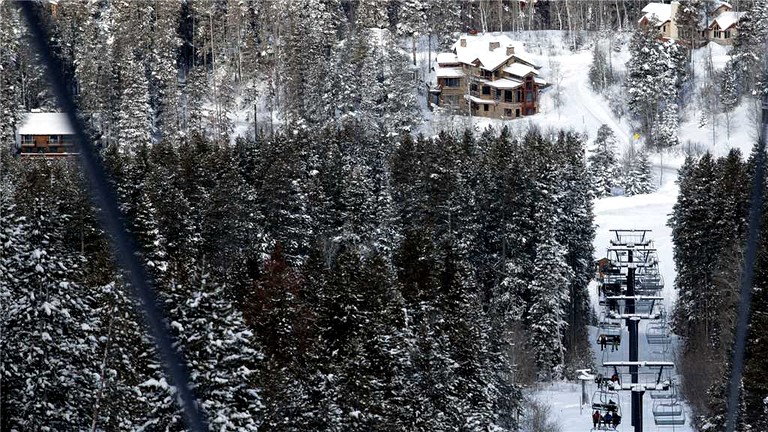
15 112 77 158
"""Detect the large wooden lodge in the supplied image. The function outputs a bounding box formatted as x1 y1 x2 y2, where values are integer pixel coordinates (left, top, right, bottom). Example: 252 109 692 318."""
14 112 78 158
428 33 547 120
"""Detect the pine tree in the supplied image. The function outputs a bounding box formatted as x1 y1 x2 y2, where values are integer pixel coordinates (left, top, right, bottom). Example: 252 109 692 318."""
588 125 621 197
624 149 655 195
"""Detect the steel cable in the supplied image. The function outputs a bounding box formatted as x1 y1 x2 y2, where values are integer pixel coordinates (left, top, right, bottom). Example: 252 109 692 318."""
17 2 209 430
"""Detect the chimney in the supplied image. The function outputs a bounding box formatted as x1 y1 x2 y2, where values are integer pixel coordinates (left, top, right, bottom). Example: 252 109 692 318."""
489 41 500 51
506 46 515 56
460 38 467 47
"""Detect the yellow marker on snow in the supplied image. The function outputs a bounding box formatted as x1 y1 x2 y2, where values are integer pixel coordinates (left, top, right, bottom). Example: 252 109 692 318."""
633 133 640 141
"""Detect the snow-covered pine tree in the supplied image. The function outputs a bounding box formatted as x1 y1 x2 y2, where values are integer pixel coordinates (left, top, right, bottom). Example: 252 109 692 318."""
626 26 688 137
623 149 655 196
588 41 613 93
0 1 22 147
2 161 100 430
588 124 621 197
114 0 154 152
555 131 596 373
728 0 768 97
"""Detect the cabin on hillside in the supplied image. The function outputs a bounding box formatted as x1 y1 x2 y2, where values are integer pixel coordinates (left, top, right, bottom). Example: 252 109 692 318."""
427 32 547 120
15 112 78 158
638 0 746 46
706 4 746 46
639 2 681 41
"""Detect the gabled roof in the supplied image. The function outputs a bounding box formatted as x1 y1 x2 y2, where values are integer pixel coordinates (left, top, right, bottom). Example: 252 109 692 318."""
17 113 74 136
710 1 732 14
487 78 523 89
709 11 746 30
639 3 673 26
504 63 539 78
449 32 538 71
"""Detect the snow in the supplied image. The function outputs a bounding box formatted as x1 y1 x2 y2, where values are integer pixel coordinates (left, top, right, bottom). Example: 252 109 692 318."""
487 78 523 89
434 66 464 78
503 63 538 78
640 3 674 26
451 32 533 71
17 112 75 136
436 53 459 65
711 11 747 31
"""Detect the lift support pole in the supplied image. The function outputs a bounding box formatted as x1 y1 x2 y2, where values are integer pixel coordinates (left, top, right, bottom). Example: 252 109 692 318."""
626 248 640 430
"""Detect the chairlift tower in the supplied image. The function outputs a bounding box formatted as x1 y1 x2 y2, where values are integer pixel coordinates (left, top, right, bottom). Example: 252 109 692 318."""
593 229 683 432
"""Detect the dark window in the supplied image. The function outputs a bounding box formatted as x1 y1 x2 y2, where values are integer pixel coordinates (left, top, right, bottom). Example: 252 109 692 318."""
724 30 731 39
526 91 534 103
495 89 502 99
483 104 489 112
471 83 478 92
505 90 513 102
517 90 522 102
444 78 460 87
515 108 520 117
482 86 490 95
504 108 512 117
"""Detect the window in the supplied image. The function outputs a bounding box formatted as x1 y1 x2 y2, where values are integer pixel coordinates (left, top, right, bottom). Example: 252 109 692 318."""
724 30 731 39
482 86 490 95
471 83 478 92
444 78 460 87
483 104 489 112
515 108 520 117
443 95 458 106
504 108 513 117
505 90 513 102
21 135 34 145
495 89 502 99
526 91 534 103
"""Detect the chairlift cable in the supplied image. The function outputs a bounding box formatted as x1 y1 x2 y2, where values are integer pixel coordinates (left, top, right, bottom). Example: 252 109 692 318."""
724 37 768 432
16 2 209 431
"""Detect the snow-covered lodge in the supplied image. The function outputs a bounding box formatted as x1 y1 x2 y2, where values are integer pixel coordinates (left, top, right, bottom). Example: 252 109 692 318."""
428 33 547 120
15 112 78 158
638 1 746 46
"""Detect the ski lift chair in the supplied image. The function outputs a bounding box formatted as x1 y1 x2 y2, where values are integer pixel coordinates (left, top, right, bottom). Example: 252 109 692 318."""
653 399 686 426
650 381 678 399
646 323 671 345
591 389 621 413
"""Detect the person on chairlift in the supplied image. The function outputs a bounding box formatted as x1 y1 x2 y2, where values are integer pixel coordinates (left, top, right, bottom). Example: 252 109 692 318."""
612 412 621 428
599 334 607 351
603 411 613 427
592 410 601 428
611 336 619 352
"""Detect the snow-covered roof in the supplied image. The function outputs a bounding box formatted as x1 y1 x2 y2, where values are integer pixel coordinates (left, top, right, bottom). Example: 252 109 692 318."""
450 33 535 71
710 1 732 14
464 95 495 104
503 63 539 78
435 66 464 78
487 78 523 89
17 113 74 136
534 76 548 86
511 52 540 68
710 11 746 30
639 3 673 26
436 53 459 65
